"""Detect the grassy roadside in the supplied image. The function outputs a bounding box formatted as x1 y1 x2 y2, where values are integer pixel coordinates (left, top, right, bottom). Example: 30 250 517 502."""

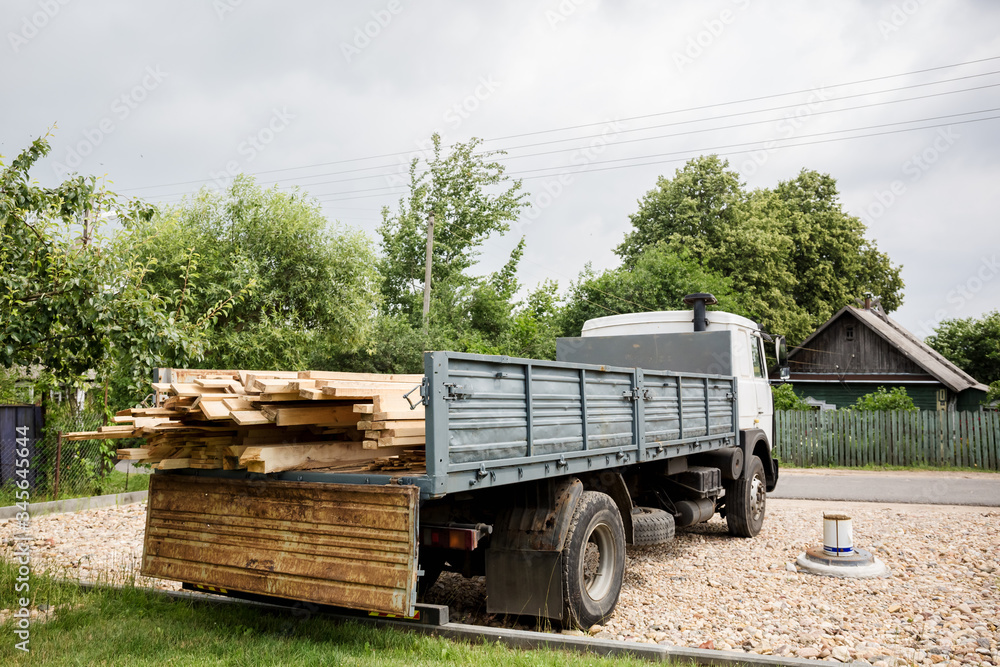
0 470 150 508
0 561 658 667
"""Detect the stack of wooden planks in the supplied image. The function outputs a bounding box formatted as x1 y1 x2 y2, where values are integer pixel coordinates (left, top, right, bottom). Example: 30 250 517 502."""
64 370 428 475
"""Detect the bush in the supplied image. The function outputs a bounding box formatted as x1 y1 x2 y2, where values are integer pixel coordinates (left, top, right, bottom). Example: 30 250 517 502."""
851 386 917 411
771 383 813 411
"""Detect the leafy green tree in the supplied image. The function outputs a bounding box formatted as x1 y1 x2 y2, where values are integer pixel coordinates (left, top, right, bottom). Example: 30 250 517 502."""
851 386 918 411
771 383 813 411
925 310 1000 385
773 169 904 319
133 176 379 371
378 134 527 318
0 135 229 399
560 243 743 336
986 380 1000 407
363 135 557 366
615 156 904 343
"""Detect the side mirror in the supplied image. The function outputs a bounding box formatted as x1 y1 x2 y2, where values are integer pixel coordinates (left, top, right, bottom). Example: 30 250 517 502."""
776 336 790 381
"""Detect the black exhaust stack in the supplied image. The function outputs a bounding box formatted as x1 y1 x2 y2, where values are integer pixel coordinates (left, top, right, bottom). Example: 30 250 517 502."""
683 293 718 332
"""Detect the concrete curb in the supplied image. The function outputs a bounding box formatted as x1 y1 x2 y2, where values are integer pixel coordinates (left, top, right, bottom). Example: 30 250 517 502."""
72 583 836 666
0 490 147 519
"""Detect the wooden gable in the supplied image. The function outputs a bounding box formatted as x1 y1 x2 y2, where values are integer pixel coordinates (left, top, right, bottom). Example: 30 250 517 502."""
790 311 927 376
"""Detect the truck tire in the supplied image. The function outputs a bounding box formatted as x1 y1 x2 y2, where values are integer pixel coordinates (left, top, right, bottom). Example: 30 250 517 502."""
725 455 766 538
562 491 626 629
631 507 675 546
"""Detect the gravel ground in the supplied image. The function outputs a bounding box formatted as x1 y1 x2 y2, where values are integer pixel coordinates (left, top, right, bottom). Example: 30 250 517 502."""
2 498 997 666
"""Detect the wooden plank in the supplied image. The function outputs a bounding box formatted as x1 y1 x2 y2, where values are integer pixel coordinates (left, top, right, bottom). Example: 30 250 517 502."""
377 435 424 447
357 419 424 431
989 412 999 471
353 404 375 414
155 458 192 470
116 448 152 460
142 475 420 615
372 410 424 422
64 430 136 441
302 371 423 383
258 392 305 402
112 415 135 424
259 405 358 427
298 388 331 400
223 397 254 411
367 426 425 438
200 400 233 421
239 442 408 473
132 407 184 417
231 410 272 426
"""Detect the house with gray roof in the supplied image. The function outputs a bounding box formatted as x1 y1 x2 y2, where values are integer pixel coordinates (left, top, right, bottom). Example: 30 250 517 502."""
779 301 989 411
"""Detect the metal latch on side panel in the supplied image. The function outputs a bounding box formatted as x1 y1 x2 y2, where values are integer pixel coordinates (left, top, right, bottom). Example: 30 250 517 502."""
622 387 652 401
443 383 471 401
404 377 431 408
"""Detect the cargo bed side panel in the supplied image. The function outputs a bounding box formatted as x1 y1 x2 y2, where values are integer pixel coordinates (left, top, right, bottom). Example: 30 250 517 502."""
141 474 419 615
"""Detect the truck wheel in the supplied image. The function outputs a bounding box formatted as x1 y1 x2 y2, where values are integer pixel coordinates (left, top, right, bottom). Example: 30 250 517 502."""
725 455 766 538
562 491 626 629
631 507 675 546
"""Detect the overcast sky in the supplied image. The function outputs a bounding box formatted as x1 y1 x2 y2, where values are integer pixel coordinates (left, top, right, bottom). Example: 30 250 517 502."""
3 0 999 340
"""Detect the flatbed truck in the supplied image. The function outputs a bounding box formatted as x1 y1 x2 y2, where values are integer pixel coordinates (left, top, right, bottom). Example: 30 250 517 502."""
141 294 787 628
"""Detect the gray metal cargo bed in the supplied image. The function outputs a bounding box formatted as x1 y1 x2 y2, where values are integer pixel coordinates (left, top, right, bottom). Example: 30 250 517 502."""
169 352 739 499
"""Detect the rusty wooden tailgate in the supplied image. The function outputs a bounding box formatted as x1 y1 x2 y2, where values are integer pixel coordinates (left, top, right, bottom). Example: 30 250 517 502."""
142 474 419 615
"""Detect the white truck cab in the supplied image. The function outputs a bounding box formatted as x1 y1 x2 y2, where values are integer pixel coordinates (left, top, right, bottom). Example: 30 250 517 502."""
578 309 775 448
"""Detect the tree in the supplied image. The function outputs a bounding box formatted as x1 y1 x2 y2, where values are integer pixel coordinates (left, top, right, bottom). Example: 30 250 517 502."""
925 310 1000 385
360 135 558 367
773 169 904 319
851 386 917 411
0 135 230 398
771 383 813 411
615 156 904 343
560 243 743 336
378 134 527 319
133 175 379 371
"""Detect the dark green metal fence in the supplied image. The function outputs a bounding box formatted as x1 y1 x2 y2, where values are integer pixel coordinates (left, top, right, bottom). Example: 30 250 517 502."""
774 410 1000 470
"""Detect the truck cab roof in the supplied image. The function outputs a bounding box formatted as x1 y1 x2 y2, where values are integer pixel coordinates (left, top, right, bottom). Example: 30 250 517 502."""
581 310 759 337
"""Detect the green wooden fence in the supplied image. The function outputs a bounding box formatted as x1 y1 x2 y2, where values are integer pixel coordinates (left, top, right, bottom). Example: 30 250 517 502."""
774 410 1000 470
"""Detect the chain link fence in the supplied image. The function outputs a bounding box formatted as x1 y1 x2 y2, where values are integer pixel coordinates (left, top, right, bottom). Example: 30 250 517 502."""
1 400 150 506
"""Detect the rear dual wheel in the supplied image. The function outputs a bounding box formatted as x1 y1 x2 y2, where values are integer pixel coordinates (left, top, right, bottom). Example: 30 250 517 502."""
561 491 626 629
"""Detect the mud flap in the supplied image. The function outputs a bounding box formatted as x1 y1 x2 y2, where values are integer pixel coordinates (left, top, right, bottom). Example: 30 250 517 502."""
142 474 420 616
486 550 563 619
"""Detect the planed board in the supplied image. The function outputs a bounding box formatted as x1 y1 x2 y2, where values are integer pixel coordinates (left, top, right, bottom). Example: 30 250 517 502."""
142 475 420 615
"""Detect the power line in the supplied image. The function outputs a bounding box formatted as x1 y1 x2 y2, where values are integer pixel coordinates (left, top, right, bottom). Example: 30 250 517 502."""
147 76 1000 204
308 110 1000 202
121 55 1000 195
149 90 1000 206
481 54 1000 142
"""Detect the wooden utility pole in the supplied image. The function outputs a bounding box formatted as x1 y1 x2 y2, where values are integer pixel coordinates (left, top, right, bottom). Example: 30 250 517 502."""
422 213 435 331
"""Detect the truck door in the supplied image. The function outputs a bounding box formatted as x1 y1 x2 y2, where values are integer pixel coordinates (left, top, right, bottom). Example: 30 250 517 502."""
736 329 759 435
750 333 773 447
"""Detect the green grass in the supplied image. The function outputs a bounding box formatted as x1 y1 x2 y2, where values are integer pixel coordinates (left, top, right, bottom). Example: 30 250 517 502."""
0 470 150 507
0 560 659 667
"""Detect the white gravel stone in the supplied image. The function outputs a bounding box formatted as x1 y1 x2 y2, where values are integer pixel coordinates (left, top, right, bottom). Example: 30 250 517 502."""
2 496 998 666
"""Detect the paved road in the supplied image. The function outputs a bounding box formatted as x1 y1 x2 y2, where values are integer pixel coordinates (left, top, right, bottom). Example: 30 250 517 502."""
770 469 1000 506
